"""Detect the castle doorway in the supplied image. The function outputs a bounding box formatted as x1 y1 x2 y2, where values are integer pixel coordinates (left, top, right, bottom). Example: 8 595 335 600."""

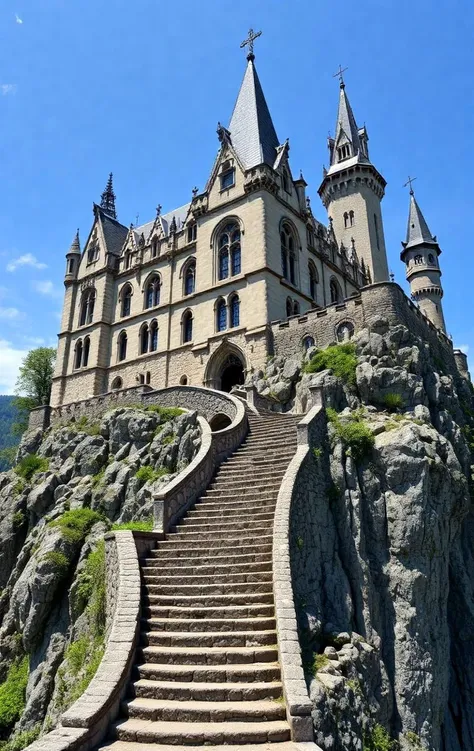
220 354 245 392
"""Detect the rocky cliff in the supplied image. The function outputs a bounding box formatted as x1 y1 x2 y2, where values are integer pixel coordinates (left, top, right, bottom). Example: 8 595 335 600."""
0 406 200 749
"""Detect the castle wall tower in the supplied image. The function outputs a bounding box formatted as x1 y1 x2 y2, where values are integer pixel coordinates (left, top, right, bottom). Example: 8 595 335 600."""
318 75 389 284
400 188 446 333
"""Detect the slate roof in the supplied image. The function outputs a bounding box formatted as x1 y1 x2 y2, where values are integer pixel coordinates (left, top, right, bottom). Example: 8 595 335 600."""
133 203 191 243
98 210 129 256
333 84 361 159
405 193 437 250
68 229 81 255
228 57 279 169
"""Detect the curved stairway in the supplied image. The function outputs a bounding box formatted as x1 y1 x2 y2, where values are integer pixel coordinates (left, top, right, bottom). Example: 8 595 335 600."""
99 410 303 750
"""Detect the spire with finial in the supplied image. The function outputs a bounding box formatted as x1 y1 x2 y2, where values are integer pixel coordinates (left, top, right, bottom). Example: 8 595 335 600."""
100 173 117 219
69 228 81 255
240 27 262 62
169 216 177 235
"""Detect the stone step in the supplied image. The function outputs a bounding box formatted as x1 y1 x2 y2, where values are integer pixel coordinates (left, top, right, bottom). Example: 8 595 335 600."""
112 717 291 745
146 542 272 561
141 576 273 592
141 560 272 577
199 490 278 503
98 741 311 751
187 501 277 516
132 678 282 703
212 467 287 481
139 645 278 666
143 604 275 620
143 592 274 607
142 616 276 633
206 477 283 491
151 537 273 553
136 661 281 683
141 629 277 648
122 697 286 723
176 517 274 533
237 442 296 452
203 486 280 499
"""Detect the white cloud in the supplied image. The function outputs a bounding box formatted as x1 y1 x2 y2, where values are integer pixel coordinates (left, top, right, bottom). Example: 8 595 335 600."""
0 339 28 395
460 344 470 354
0 307 24 320
15 14 23 24
32 280 62 298
1 84 17 96
7 253 47 272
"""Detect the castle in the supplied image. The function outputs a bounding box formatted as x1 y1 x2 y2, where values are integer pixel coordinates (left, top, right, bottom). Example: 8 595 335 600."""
51 32 452 408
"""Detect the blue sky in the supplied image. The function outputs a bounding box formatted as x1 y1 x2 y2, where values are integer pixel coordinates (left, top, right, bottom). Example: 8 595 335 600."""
0 0 473 393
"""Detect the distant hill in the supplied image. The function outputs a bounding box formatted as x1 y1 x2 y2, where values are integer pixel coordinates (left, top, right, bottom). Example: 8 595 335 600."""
0 395 19 471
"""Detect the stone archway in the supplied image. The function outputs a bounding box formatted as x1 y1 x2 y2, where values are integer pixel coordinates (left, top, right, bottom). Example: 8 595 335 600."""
204 343 247 392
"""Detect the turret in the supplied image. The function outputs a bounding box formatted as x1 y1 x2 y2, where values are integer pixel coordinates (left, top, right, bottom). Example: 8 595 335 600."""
400 185 446 332
318 70 389 283
65 229 80 284
100 173 117 219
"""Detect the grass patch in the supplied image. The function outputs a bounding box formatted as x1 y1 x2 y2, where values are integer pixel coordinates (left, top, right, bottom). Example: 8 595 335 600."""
112 519 154 532
327 408 375 461
363 724 395 751
76 541 106 636
135 466 170 486
304 653 329 677
0 656 29 733
49 508 105 544
304 343 358 388
73 415 101 436
295 536 304 551
312 447 322 460
12 512 25 530
91 468 106 488
162 434 176 445
14 455 49 483
2 725 41 750
56 636 104 713
404 731 422 749
42 551 70 576
145 405 184 420
382 393 404 412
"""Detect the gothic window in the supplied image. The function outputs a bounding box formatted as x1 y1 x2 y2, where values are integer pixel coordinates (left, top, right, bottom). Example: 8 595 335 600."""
293 301 300 315
184 261 196 296
180 375 188 385
281 223 297 285
414 255 423 265
306 227 315 247
281 244 288 280
303 335 315 351
330 278 342 304
217 299 227 332
151 237 159 259
111 376 123 391
83 337 90 367
125 252 132 270
79 289 95 326
139 374 145 385
121 284 133 317
187 223 197 243
428 254 435 265
145 276 161 308
87 243 98 264
309 262 318 301
67 258 75 275
344 212 349 229
337 143 351 161
140 324 149 355
286 297 292 318
183 310 193 343
230 294 240 328
118 331 127 361
74 340 83 370
220 168 235 190
146 371 151 385
349 210 355 227
218 222 241 280
282 168 290 193
150 320 158 351
336 321 355 342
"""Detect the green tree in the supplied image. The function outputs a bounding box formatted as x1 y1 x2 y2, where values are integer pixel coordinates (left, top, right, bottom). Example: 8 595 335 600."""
12 347 56 434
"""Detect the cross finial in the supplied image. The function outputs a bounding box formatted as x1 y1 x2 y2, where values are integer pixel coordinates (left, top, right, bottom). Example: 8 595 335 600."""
156 204 162 216
404 175 417 195
333 64 348 88
192 186 199 198
240 28 262 60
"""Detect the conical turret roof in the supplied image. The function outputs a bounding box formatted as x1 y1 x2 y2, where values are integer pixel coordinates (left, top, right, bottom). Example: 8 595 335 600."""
405 192 437 250
68 229 81 255
332 82 361 163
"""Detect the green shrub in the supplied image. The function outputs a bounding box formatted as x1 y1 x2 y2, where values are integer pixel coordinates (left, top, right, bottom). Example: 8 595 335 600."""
295 536 304 550
0 656 29 732
112 519 154 532
306 653 329 676
42 551 70 576
57 636 104 712
327 408 375 461
74 416 101 436
12 479 26 497
49 508 104 544
405 731 422 749
14 455 49 482
382 393 404 412
162 434 176 445
3 725 41 750
91 468 106 488
76 541 106 637
304 343 358 388
12 512 25 530
146 405 184 420
312 447 322 460
363 724 395 751
135 466 170 486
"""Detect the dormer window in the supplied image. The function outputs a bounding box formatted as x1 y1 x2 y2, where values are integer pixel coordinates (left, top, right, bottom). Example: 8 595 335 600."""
151 237 159 258
220 168 235 190
282 168 291 194
337 144 351 161
87 243 98 264
187 223 197 243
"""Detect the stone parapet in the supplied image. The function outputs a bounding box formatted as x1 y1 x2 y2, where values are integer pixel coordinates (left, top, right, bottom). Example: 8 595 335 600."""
273 389 327 745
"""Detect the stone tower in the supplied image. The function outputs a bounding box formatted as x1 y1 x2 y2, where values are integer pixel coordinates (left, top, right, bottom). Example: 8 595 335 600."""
318 75 389 284
401 188 446 333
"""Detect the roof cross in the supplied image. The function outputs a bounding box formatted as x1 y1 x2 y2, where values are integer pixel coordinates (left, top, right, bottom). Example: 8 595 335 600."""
333 64 348 88
404 175 417 195
240 28 262 60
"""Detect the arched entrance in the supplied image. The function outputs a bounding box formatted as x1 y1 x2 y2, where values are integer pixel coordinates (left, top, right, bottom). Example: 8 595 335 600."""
204 344 247 392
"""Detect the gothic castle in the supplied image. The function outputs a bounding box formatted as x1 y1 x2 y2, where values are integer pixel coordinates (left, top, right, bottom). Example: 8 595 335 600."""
51 36 452 408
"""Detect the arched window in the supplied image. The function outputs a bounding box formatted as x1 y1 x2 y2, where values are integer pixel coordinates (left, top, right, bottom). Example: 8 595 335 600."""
111 376 123 391
293 301 300 316
79 289 95 326
150 320 158 351
337 144 351 161
146 371 151 385
414 254 423 265
125 252 132 270
151 237 159 259
306 227 315 247
83 337 90 367
230 294 240 328
145 276 161 309
303 336 315 351
309 263 318 301
187 223 197 243
349 210 355 227
286 298 292 318
428 254 435 265
183 311 193 343
336 321 355 342
281 224 297 285
184 261 196 296
118 331 127 361
282 168 290 193
218 221 241 280
121 284 132 317
140 324 149 355
344 212 349 229
330 278 342 304
74 340 83 369
217 299 227 332
180 375 188 385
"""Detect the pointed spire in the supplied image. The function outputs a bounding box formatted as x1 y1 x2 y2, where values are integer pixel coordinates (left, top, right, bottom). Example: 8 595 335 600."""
404 192 437 250
331 83 361 165
100 173 117 220
228 56 279 169
68 228 81 255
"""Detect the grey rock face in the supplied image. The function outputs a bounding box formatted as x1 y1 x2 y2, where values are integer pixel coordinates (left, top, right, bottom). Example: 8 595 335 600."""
16 429 43 463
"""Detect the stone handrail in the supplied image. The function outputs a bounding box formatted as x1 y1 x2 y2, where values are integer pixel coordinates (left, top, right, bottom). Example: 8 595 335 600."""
273 388 327 745
24 530 157 751
152 387 247 533
244 384 281 413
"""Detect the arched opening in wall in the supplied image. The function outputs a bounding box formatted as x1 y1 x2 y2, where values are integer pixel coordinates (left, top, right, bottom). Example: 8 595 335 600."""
180 375 188 385
220 354 245 393
336 321 355 342
209 413 232 431
111 377 123 391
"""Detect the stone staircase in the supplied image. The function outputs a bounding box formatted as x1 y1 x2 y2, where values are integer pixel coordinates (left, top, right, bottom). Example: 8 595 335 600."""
99 410 302 750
